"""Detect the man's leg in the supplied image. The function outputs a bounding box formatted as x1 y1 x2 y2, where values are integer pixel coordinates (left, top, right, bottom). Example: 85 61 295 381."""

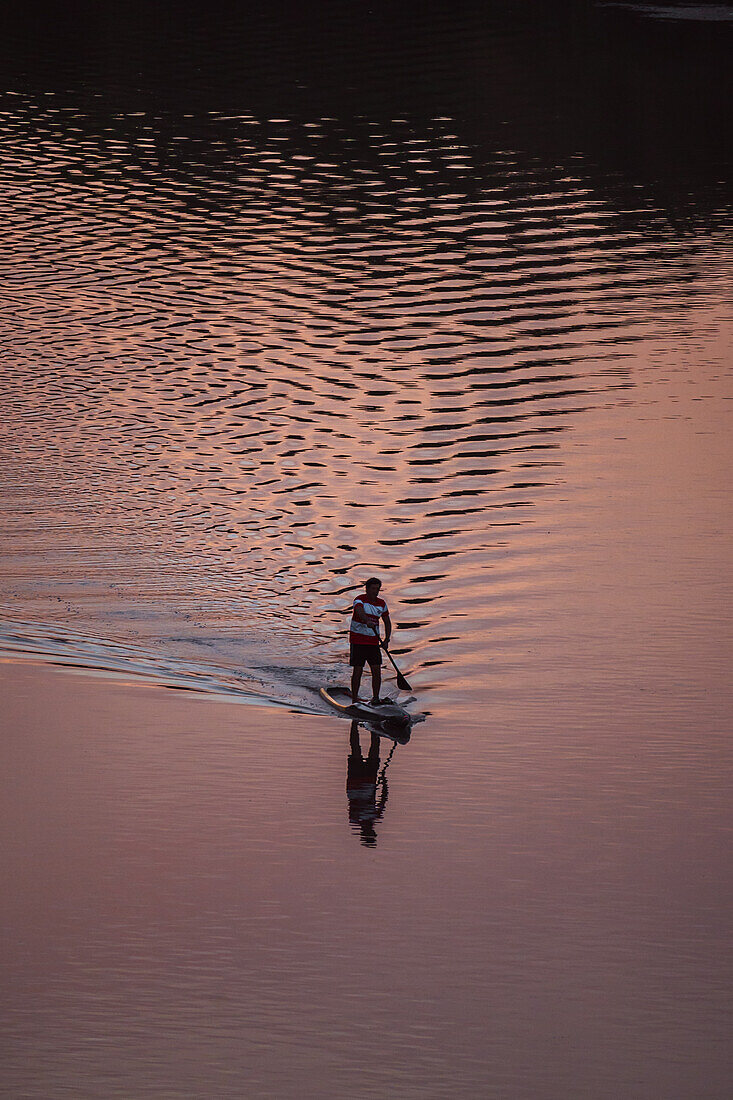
351 663 363 703
370 661 382 703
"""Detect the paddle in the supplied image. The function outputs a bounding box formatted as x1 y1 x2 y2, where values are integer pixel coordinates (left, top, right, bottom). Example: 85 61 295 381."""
369 625 412 692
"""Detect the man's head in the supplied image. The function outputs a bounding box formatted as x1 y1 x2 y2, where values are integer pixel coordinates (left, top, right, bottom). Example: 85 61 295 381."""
365 577 382 600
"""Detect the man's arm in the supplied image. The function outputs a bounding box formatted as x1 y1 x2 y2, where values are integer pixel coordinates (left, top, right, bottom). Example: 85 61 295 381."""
353 600 380 635
352 600 374 625
382 611 392 647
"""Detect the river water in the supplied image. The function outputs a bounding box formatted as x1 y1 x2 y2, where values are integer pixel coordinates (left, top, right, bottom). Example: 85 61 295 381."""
1 2 731 1096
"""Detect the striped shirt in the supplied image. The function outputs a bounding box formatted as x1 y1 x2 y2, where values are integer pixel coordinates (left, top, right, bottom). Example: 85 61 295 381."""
349 595 388 646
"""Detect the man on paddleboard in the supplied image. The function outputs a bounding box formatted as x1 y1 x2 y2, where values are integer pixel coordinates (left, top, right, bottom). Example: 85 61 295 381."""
350 577 392 705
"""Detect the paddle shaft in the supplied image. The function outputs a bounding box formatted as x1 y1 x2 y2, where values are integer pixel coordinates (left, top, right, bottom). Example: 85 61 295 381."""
369 624 412 692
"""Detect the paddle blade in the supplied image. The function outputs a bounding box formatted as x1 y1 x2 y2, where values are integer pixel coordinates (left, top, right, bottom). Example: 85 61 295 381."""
396 672 412 692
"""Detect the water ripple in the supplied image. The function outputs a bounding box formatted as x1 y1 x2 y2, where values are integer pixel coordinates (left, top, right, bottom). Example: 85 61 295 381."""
0 91 730 695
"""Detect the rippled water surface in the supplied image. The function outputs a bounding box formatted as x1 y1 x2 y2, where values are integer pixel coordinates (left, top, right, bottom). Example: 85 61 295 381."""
1 2 732 1096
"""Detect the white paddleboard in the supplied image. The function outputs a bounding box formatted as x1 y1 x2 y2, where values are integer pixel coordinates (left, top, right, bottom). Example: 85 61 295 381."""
320 685 411 724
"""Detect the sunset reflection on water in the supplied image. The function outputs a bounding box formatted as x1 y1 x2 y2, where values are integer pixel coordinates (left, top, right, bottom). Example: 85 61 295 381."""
1 95 728 711
0 2 731 1097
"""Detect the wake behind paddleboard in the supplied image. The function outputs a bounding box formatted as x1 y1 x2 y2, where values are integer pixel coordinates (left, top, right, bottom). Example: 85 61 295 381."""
320 685 411 725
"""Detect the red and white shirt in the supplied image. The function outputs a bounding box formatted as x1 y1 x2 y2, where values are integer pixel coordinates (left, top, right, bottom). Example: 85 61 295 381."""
349 595 388 646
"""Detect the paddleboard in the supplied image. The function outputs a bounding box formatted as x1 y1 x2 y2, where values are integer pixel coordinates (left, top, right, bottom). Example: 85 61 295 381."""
320 685 411 725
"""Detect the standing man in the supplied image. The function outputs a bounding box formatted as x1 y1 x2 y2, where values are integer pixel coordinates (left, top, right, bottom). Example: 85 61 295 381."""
349 577 392 705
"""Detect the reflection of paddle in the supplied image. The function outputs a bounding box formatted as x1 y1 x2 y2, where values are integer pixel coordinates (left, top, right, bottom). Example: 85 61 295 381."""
370 625 412 692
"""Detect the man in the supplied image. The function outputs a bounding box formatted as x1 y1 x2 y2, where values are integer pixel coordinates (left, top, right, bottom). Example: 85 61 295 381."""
349 576 392 704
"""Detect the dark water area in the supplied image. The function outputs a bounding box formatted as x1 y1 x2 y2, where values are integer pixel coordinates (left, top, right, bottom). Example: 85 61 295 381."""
0 2 732 1096
2 1 732 207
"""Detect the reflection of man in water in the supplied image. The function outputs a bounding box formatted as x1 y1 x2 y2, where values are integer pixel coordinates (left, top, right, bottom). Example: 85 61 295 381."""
347 721 387 847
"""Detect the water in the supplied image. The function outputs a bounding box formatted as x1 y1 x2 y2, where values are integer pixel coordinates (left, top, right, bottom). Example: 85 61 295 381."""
1 2 732 1096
